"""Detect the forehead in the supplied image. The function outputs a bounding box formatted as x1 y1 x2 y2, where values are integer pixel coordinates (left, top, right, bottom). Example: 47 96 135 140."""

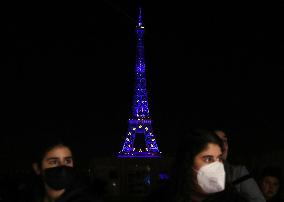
44 145 72 159
198 143 222 156
263 176 280 183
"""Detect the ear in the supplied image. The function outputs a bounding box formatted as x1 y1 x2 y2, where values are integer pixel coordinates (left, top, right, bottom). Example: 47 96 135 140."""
32 163 41 175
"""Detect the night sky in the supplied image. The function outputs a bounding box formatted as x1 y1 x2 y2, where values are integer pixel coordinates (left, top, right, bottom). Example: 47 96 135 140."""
2 1 284 170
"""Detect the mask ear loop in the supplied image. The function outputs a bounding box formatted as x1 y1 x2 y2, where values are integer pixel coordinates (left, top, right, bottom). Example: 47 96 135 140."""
192 167 199 173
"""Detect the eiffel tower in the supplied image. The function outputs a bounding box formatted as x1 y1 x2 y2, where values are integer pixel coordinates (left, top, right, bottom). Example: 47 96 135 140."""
118 8 162 158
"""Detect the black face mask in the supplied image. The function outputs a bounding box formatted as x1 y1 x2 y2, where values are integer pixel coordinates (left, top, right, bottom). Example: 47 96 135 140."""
43 166 75 190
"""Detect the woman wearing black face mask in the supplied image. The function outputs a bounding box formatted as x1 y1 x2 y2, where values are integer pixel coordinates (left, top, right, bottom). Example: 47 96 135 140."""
17 137 100 202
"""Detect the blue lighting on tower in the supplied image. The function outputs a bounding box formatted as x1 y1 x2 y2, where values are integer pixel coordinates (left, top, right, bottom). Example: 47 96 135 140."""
118 8 162 158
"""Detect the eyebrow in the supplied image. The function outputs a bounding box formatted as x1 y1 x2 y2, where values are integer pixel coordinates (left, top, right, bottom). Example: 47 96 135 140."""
201 154 223 159
202 155 214 158
46 156 73 161
46 157 59 161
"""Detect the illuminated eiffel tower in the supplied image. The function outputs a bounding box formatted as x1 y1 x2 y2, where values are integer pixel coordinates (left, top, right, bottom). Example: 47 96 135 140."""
118 8 162 158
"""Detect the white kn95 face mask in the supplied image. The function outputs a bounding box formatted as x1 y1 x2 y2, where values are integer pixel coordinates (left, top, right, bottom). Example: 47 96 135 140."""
195 161 225 193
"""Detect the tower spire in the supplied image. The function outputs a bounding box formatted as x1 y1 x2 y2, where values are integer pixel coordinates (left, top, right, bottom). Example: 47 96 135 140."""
133 7 148 118
118 7 162 158
138 7 143 27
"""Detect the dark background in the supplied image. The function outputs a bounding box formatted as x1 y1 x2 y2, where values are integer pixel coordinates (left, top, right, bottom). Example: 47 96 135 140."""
2 1 284 171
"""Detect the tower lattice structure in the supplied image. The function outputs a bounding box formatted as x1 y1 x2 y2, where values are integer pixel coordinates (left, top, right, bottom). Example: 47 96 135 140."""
118 8 162 158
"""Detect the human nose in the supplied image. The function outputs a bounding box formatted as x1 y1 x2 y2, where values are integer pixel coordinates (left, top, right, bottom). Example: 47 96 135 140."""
58 159 66 166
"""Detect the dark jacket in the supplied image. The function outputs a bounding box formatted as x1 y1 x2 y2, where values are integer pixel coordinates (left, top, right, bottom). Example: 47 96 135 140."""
146 180 248 202
55 186 99 202
224 161 265 202
267 197 284 202
16 176 100 202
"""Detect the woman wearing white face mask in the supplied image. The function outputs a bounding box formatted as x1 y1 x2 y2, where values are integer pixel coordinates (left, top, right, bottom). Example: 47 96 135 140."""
147 129 248 202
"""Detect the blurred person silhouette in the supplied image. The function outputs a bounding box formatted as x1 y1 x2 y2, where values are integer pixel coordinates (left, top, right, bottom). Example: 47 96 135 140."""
17 136 99 202
147 129 248 202
214 129 265 202
259 165 283 202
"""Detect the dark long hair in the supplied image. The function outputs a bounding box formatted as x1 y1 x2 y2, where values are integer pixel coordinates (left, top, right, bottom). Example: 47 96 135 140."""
170 129 223 202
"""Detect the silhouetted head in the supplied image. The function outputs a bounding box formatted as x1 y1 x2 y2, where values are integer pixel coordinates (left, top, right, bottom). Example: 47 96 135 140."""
259 166 282 201
214 130 228 160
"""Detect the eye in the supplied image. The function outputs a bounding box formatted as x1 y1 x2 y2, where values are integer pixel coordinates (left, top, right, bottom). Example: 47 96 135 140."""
64 158 73 165
203 156 214 163
217 156 223 162
48 159 58 165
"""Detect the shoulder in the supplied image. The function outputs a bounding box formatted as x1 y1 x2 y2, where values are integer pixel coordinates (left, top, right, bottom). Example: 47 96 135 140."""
226 163 250 181
228 163 248 174
16 178 43 202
